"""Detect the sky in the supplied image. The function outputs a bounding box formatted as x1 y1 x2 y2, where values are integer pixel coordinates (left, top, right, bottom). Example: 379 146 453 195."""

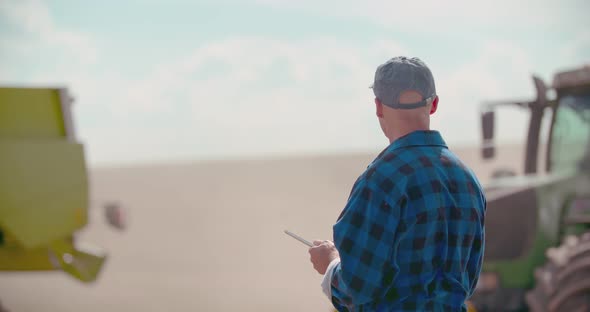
0 0 589 166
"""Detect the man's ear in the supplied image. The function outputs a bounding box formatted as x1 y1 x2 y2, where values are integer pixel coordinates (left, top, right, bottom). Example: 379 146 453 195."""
429 96 439 115
375 98 384 118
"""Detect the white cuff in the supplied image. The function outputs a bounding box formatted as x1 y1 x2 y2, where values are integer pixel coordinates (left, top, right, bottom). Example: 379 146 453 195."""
321 258 341 299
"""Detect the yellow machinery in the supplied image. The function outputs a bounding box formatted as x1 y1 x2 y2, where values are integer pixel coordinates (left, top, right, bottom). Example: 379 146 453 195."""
0 87 108 282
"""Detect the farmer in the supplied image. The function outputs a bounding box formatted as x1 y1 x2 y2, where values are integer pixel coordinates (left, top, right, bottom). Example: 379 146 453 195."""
309 56 486 311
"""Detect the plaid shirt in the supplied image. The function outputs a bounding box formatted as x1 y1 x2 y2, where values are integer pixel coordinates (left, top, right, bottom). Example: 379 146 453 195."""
329 131 486 311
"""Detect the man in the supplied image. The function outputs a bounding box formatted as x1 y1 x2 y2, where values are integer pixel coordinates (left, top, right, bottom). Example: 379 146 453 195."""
309 56 486 311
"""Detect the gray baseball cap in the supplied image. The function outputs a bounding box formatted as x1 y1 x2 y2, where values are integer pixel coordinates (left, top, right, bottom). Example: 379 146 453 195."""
371 56 436 109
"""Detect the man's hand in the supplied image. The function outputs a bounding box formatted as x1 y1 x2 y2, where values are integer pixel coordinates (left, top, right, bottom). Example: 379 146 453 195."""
308 240 340 275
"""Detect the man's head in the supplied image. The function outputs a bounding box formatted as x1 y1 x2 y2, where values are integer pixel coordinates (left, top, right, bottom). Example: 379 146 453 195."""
370 56 439 142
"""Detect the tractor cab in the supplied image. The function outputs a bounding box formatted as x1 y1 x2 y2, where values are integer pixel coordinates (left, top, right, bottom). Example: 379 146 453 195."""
481 65 590 178
470 66 590 311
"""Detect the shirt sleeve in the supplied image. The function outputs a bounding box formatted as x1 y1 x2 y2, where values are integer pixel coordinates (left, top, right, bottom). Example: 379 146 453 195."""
329 177 406 308
321 258 341 298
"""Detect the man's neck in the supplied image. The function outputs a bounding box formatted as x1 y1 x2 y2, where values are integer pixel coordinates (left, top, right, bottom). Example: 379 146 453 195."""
387 125 430 144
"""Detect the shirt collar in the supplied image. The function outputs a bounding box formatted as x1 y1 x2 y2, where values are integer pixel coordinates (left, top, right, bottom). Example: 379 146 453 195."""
388 130 447 151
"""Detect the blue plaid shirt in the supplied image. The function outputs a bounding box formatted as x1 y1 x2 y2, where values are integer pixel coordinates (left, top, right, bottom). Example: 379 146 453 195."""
329 131 486 311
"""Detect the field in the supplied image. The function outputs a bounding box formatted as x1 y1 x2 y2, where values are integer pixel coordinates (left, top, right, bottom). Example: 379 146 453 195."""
0 144 524 312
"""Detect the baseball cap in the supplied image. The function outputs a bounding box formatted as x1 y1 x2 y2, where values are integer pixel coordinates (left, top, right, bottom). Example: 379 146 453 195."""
370 56 437 109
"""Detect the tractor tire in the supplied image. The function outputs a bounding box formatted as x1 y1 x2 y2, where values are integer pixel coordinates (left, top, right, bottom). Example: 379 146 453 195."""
525 232 590 312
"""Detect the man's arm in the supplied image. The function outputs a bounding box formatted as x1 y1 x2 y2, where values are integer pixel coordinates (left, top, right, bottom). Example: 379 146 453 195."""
329 178 405 308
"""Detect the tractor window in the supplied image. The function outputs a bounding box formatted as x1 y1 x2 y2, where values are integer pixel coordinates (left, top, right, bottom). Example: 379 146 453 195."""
550 94 590 172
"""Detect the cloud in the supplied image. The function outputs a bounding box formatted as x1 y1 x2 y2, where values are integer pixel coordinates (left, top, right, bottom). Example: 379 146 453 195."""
79 37 409 164
117 37 407 113
560 32 590 67
0 0 97 73
0 28 545 165
434 40 535 144
83 36 542 165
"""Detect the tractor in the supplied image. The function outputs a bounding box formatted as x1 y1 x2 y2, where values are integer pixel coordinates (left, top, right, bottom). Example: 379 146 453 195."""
0 87 125 311
469 65 590 311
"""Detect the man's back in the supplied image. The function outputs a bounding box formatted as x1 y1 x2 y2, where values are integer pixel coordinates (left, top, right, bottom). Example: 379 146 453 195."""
307 57 486 312
331 131 485 311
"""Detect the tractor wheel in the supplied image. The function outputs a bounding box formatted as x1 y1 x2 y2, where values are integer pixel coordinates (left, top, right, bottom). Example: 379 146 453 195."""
525 232 590 312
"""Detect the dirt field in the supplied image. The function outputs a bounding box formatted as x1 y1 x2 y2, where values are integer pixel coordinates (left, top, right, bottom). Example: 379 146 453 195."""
0 144 524 312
